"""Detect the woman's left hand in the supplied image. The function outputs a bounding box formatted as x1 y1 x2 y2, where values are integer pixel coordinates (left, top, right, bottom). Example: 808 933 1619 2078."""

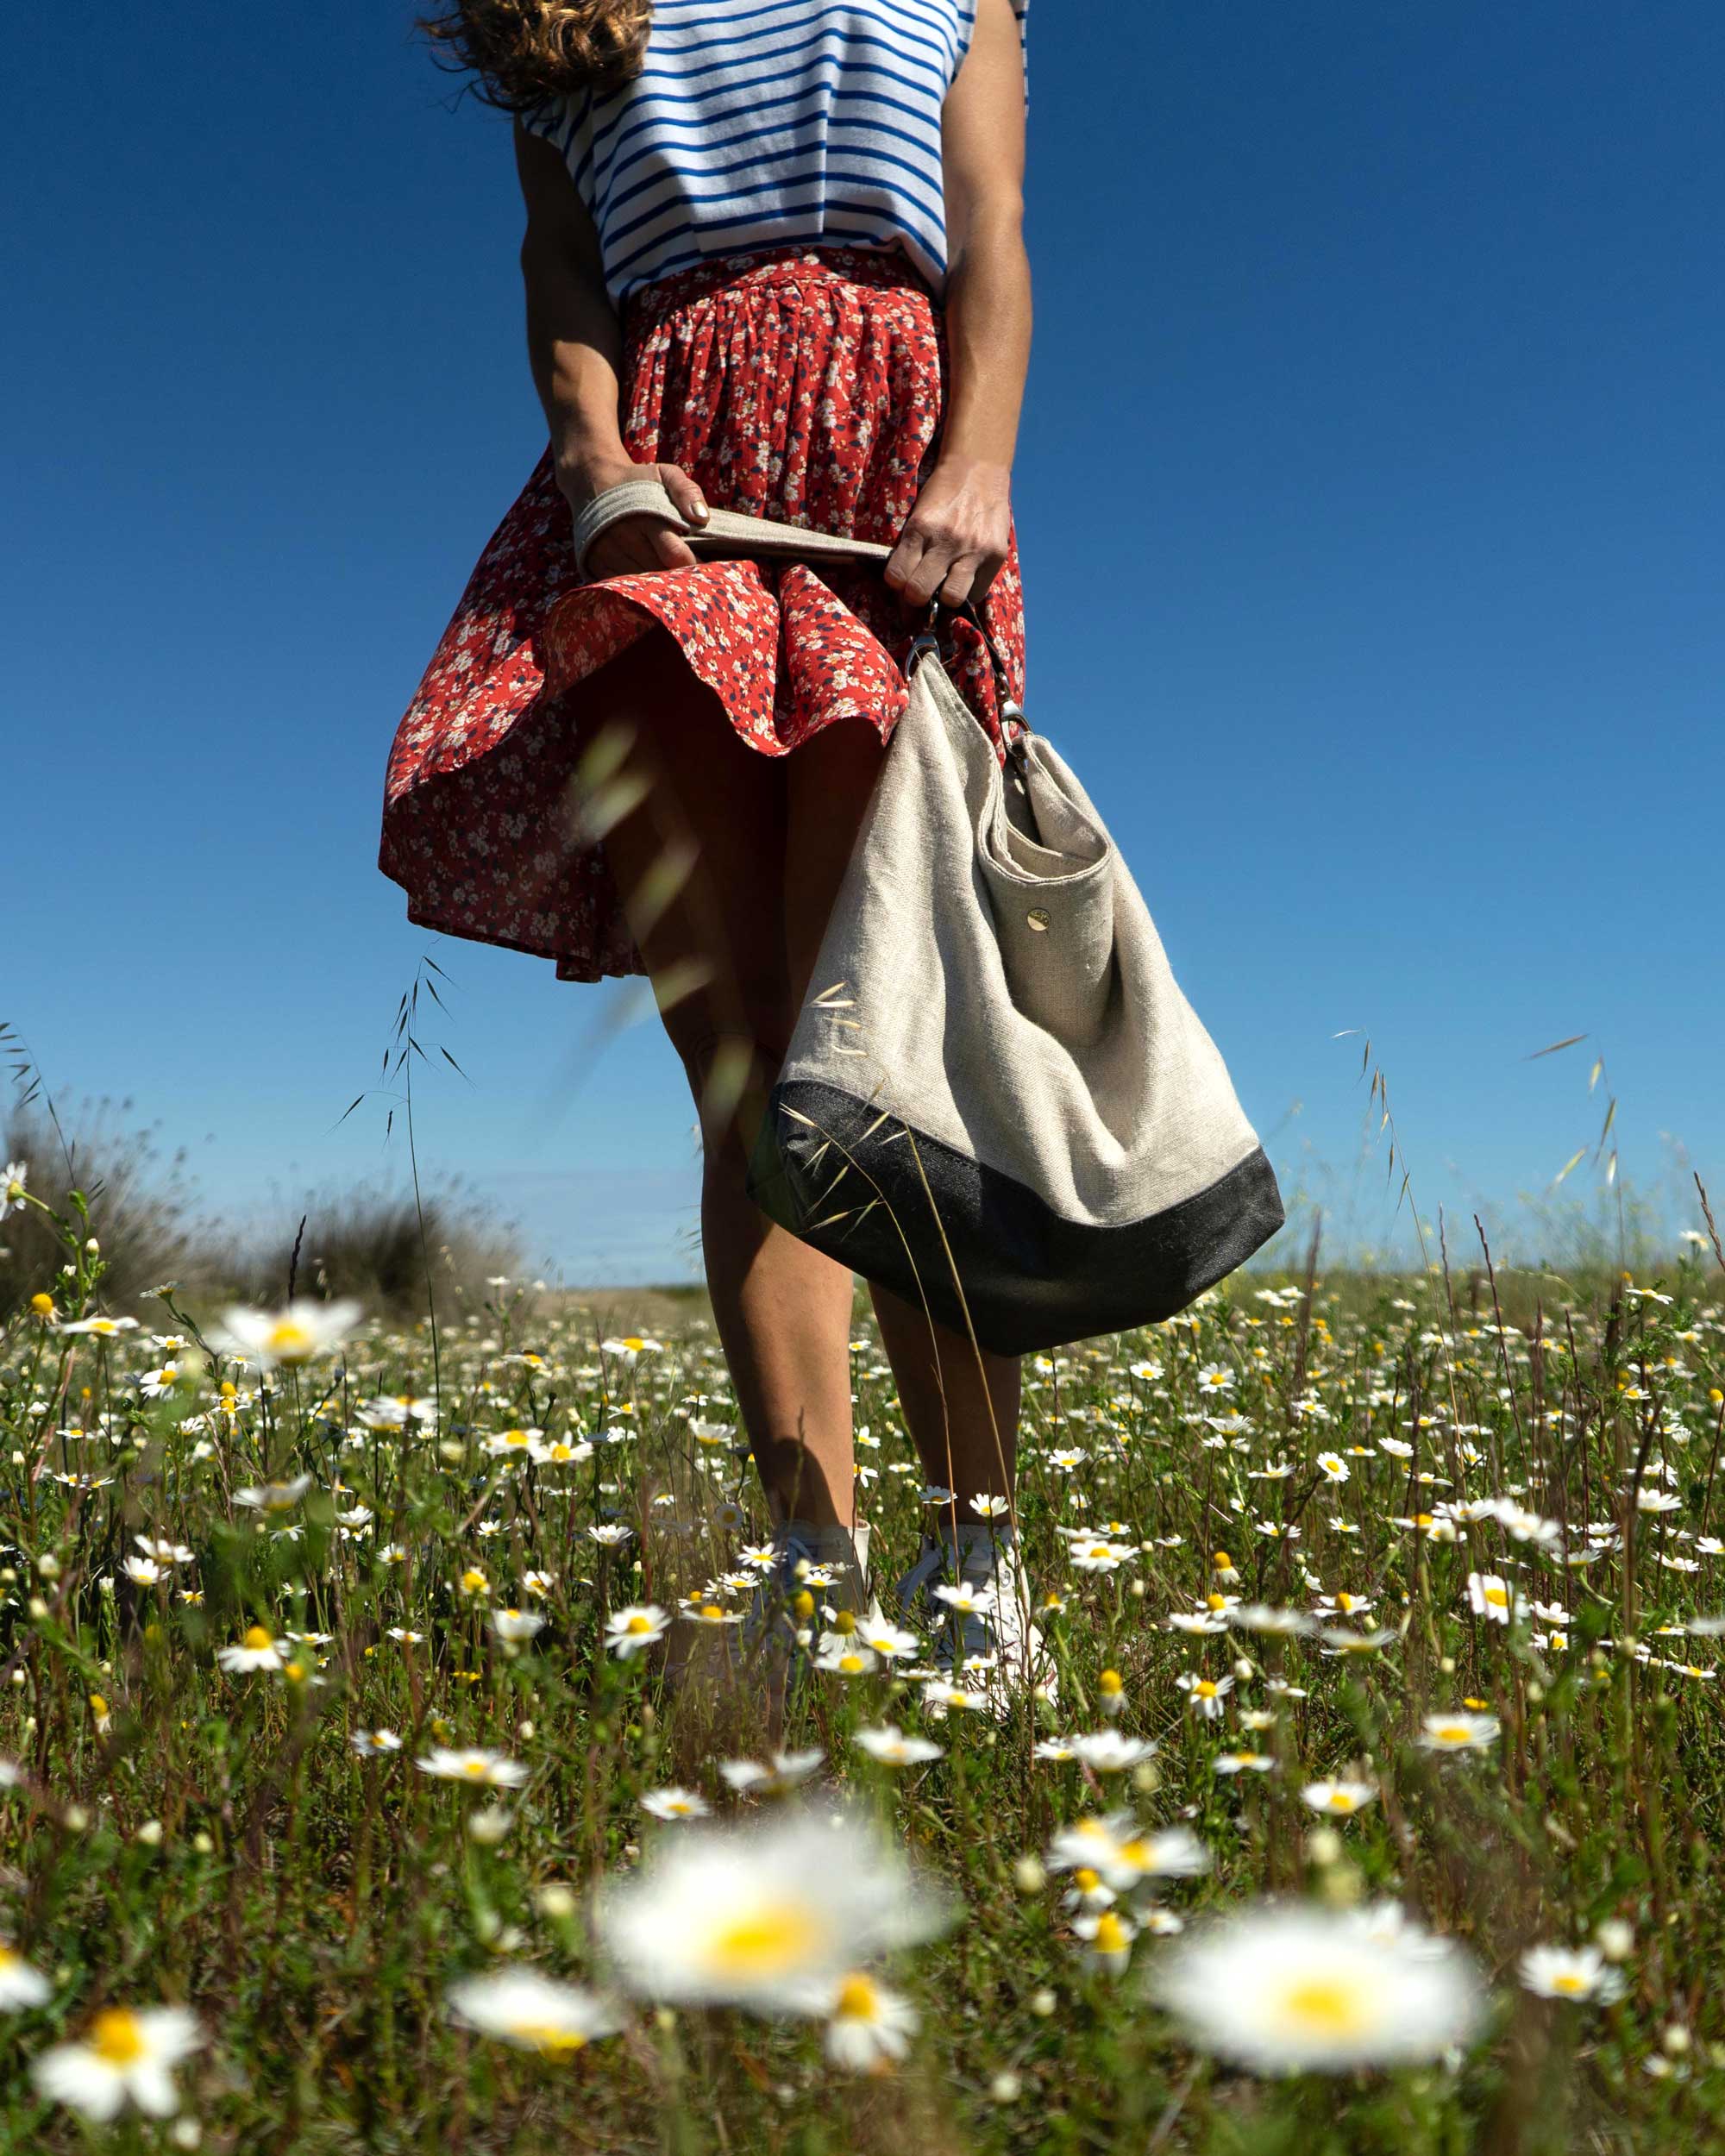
884 454 1012 612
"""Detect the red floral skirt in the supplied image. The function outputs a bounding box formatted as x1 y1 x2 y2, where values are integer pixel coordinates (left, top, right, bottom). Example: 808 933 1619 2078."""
378 241 1028 983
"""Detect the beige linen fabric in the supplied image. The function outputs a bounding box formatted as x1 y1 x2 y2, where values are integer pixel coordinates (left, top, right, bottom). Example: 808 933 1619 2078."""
779 642 1266 1230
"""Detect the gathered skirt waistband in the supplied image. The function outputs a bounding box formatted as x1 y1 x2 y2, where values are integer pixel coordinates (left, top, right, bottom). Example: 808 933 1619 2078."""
622 241 940 333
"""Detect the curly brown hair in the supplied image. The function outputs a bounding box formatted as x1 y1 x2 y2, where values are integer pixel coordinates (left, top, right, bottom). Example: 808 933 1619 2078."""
417 0 654 110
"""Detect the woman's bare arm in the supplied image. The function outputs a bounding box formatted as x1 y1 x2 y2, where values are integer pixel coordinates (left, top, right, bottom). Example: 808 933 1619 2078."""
884 0 1031 612
514 121 706 574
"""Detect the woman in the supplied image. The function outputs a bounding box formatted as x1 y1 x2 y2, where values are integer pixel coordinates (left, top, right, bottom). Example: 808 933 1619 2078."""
380 0 1045 1699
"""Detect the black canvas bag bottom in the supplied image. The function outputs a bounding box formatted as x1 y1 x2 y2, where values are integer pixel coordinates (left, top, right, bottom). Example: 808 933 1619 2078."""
746 1078 1287 1356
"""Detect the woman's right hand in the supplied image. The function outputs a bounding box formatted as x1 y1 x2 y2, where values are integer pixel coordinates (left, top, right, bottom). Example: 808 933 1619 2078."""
558 455 711 579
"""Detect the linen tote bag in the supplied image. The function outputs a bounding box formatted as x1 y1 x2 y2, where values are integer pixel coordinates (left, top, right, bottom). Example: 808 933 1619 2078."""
743 606 1284 1353
567 483 1286 1353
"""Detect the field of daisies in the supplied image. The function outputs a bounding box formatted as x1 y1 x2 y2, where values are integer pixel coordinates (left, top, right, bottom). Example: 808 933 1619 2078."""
2 1154 1724 2152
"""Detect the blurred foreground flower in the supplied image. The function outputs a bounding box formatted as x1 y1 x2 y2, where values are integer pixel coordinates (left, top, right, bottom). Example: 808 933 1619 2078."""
416 1747 530 1789
854 1725 944 1767
446 1968 620 2054
802 1971 919 2071
216 1626 284 1674
0 1943 50 2009
1047 1812 1208 1892
232 1475 313 1514
1519 1944 1622 2002
1147 1902 1483 2074
605 1604 670 1658
641 1786 710 1821
718 1748 824 1796
1417 1712 1501 1754
32 2005 203 2120
213 1298 363 1368
596 1807 951 2012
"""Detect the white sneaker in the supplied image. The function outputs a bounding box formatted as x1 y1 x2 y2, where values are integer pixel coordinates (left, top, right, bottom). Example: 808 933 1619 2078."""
893 1522 1057 1714
743 1520 872 1662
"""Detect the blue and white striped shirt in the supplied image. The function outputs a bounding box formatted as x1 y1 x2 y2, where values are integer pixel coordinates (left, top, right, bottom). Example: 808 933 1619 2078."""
522 0 1029 310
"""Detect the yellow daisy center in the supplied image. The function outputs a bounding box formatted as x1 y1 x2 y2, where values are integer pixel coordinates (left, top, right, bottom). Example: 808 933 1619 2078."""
1093 1913 1129 1952
1279 1976 1370 2039
266 1322 312 1356
242 1626 273 1652
91 2009 147 2065
706 1902 825 1979
514 2022 587 2054
626 1614 653 1634
835 1974 877 2020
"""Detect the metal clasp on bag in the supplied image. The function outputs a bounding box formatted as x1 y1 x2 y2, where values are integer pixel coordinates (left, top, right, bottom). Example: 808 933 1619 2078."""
1000 694 1032 778
905 596 944 680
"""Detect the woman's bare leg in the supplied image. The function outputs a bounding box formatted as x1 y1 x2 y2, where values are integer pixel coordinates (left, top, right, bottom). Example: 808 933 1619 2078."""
865 1287 1021 1526
781 717 1024 1536
580 627 857 1529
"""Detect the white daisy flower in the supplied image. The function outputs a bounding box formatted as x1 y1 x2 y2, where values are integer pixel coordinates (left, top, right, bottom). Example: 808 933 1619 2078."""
852 1725 944 1768
1466 1572 1518 1626
1301 1780 1377 1816
415 1747 530 1789
801 1970 919 2071
1417 1712 1500 1754
594 1808 950 2012
231 1474 314 1514
1518 1944 1620 2002
446 1967 620 2053
32 2006 204 2120
212 1299 362 1368
718 1748 825 1796
1046 1813 1208 1891
641 1787 711 1821
1148 1902 1483 2073
0 1943 51 2009
216 1626 284 1673
1066 1731 1158 1773
605 1604 670 1658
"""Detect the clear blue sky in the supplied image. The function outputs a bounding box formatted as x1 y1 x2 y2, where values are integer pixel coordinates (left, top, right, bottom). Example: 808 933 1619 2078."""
9 3 1722 1284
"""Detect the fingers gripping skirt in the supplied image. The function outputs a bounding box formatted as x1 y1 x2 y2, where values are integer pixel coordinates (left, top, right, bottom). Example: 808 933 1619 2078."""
377 241 1028 984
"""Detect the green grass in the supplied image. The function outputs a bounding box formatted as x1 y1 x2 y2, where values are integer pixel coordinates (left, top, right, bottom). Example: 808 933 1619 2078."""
1 1155 1723 2153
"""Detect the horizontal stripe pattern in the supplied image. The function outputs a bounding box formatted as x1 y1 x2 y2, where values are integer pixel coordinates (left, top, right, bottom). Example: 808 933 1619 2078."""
523 0 1028 308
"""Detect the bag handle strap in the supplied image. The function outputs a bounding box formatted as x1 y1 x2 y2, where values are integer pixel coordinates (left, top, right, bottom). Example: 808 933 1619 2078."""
570 474 1027 747
568 474 893 580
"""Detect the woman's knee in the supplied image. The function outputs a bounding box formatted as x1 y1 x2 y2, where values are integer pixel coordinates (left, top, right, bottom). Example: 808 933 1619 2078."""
663 1005 796 1157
